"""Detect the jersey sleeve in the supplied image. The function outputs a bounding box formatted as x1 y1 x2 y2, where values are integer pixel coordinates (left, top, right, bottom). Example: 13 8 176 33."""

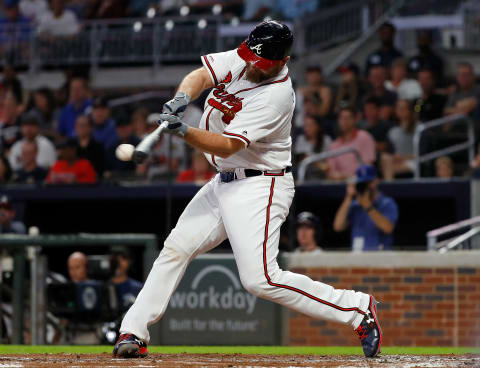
201 50 238 86
222 103 284 147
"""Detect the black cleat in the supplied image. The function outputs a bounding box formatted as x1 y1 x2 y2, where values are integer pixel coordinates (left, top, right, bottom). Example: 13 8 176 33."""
355 295 382 358
113 333 148 358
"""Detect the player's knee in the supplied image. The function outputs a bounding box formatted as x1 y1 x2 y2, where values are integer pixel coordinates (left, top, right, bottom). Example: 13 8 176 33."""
157 240 190 264
240 277 270 298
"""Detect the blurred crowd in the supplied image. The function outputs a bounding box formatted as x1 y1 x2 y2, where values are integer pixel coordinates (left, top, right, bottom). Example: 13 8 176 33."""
295 22 480 181
0 20 479 186
0 0 323 29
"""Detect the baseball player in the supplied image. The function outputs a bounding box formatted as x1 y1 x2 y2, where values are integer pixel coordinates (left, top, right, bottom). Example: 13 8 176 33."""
113 21 382 358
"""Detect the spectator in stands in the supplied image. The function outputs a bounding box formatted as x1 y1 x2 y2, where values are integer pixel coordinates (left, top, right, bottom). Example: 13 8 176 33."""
444 62 480 118
110 248 143 311
407 31 444 82
242 0 273 21
414 68 447 122
0 194 26 234
333 165 398 251
326 107 376 181
294 211 322 253
0 91 22 150
90 96 117 149
367 65 398 121
47 138 96 184
131 107 150 139
0 155 12 183
176 150 215 185
57 76 91 138
435 156 454 179
295 115 331 159
334 62 367 114
358 97 393 155
68 251 88 282
19 0 48 22
85 0 128 19
298 66 332 119
1 58 24 106
0 0 32 46
9 111 56 171
385 58 422 100
26 87 56 138
365 22 403 74
74 114 104 177
12 140 48 184
104 117 139 177
37 0 80 38
381 99 417 180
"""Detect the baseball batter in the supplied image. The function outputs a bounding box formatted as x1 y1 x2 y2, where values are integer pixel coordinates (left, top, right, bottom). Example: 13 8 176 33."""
113 21 382 359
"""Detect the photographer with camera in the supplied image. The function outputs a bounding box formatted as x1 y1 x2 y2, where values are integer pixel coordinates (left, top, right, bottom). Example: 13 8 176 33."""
333 165 398 251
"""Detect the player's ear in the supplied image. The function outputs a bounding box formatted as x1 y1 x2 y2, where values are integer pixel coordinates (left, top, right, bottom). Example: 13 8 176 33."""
282 56 290 65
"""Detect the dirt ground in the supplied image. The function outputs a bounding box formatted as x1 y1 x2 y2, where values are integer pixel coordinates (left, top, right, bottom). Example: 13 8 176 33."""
0 353 479 368
0 354 480 368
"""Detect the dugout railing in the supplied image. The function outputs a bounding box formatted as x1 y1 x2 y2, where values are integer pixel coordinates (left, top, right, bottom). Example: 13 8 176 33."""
0 233 158 345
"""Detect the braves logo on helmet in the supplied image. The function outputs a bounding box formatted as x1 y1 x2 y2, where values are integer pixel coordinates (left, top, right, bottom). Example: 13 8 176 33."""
250 44 263 54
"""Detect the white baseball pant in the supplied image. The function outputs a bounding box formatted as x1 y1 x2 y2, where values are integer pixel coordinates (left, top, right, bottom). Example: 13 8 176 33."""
120 173 371 343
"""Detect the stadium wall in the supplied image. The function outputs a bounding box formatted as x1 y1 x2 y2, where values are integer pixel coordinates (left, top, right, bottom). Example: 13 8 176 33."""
285 251 480 347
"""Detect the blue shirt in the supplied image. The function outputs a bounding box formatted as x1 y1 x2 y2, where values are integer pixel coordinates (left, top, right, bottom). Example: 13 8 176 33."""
114 278 143 310
93 118 117 149
347 193 398 251
0 15 31 43
57 99 92 137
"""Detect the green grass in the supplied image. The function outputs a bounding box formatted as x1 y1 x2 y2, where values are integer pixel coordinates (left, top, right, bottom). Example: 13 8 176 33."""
0 345 479 355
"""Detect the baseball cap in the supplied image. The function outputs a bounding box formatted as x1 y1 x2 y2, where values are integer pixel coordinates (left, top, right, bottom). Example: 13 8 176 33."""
20 111 41 126
92 96 109 109
337 62 360 75
237 20 293 71
355 164 377 183
296 211 319 227
0 195 12 210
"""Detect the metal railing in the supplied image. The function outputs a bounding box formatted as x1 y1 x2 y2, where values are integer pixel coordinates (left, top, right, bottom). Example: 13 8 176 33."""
426 215 480 251
297 147 364 184
323 0 406 76
412 114 475 179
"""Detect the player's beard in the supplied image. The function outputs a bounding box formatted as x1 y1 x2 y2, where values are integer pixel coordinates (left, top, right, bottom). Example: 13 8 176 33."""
245 62 282 83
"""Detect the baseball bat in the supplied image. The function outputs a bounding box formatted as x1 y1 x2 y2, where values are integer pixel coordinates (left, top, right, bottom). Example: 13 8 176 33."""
132 120 169 164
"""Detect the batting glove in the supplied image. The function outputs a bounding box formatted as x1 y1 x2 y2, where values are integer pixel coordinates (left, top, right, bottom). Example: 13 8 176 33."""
162 92 191 118
157 113 189 137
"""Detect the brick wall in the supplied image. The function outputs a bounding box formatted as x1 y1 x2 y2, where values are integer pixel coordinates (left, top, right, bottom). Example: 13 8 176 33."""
288 266 480 347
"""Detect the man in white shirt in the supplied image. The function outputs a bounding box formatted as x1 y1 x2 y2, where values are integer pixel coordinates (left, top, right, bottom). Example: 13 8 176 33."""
9 111 56 171
385 58 422 100
37 0 79 37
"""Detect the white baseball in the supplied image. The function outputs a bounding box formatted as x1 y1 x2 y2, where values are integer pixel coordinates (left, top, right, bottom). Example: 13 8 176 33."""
115 144 135 161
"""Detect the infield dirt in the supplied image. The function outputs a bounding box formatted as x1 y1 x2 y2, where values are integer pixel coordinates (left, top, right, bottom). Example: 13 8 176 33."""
0 353 479 367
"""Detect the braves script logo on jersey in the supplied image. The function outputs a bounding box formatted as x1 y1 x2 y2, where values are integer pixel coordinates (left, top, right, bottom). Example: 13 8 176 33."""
208 71 243 124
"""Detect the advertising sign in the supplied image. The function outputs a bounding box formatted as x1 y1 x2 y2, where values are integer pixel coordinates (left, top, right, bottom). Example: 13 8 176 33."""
159 254 281 345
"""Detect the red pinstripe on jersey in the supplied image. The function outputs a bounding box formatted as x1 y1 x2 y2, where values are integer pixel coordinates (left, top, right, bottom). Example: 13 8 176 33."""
203 55 218 85
263 178 367 316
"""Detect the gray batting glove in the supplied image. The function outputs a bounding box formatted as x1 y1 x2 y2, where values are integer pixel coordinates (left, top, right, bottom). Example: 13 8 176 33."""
162 92 191 118
158 113 189 137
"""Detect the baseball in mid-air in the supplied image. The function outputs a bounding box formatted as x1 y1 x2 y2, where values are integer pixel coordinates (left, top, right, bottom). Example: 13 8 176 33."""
115 144 135 161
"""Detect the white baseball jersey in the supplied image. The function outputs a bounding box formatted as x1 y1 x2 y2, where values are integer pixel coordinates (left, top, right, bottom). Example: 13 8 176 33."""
200 49 295 171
